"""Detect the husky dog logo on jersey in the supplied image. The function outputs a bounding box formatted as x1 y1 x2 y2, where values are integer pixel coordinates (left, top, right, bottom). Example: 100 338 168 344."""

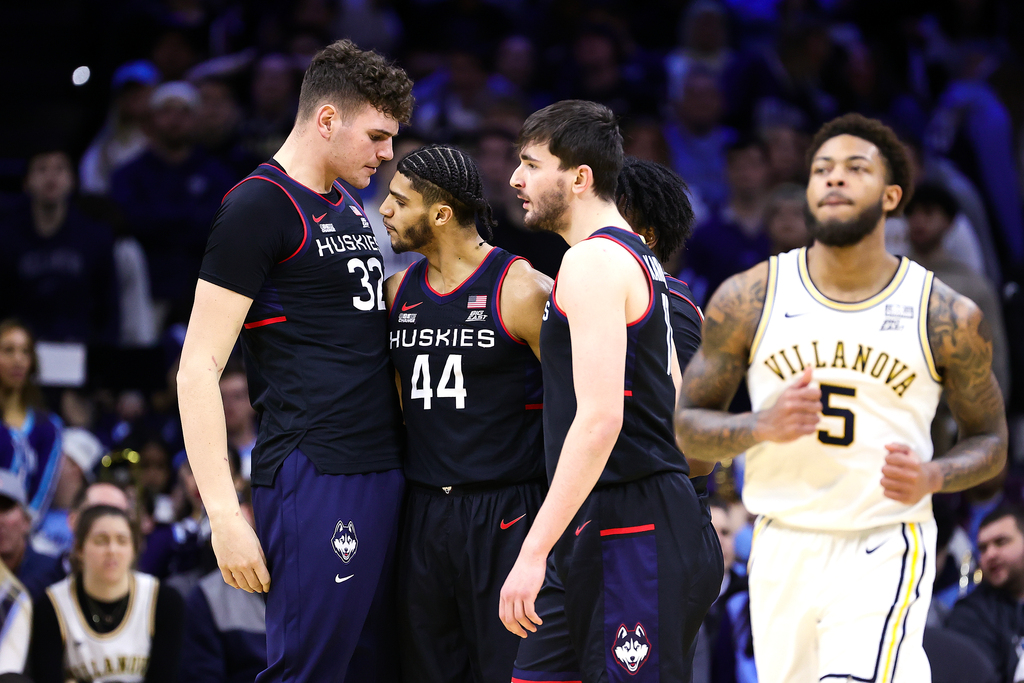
612 623 651 674
332 521 358 563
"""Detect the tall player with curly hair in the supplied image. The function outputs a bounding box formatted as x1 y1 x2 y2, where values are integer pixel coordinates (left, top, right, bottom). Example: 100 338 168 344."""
676 113 1008 682
380 144 552 682
178 40 415 683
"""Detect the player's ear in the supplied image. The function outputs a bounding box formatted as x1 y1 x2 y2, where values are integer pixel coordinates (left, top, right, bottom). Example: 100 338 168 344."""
572 164 594 197
434 204 453 227
316 104 337 139
882 183 902 214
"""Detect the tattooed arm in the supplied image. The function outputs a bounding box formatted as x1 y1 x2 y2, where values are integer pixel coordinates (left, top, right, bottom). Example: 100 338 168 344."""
881 279 1007 503
927 279 1007 489
675 263 823 461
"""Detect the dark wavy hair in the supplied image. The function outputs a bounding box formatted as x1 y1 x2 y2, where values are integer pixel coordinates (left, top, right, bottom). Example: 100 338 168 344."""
71 505 139 574
517 99 623 202
616 157 694 261
398 145 497 240
807 113 914 216
0 319 43 411
298 39 414 123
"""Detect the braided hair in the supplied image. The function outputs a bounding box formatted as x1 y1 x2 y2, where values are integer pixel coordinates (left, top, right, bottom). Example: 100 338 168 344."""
615 156 695 261
396 144 497 240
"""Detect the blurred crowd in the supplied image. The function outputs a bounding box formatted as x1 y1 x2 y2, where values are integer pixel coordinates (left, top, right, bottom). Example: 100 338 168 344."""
1 0 1024 681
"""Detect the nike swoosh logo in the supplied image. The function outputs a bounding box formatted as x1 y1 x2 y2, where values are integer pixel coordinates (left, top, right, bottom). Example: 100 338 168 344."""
500 514 526 530
784 312 808 318
866 542 885 554
313 212 327 223
335 574 354 583
575 520 591 536
401 302 422 311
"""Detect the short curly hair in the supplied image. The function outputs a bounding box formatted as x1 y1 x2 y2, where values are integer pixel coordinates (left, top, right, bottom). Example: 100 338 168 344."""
807 113 914 215
616 157 694 261
298 39 414 123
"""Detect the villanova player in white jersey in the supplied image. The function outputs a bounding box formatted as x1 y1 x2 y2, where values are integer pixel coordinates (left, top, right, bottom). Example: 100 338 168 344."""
676 114 1008 683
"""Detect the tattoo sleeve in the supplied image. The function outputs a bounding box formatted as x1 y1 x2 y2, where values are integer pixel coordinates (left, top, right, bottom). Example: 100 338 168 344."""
928 279 1008 491
675 264 767 461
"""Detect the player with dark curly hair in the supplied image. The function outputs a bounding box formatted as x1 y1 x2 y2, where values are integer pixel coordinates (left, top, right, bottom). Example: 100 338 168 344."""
178 39 415 683
380 144 552 683
677 113 1007 682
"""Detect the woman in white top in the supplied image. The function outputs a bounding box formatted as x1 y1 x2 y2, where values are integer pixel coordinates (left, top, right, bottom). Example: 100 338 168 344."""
30 505 183 683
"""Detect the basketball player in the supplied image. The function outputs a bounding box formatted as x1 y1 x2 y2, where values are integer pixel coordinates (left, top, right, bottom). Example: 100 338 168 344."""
676 113 1008 683
176 40 414 683
380 144 551 682
499 100 721 682
615 157 716 502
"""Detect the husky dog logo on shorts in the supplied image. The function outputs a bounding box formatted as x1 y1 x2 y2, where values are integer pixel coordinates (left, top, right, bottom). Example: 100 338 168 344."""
612 623 651 674
332 521 358 563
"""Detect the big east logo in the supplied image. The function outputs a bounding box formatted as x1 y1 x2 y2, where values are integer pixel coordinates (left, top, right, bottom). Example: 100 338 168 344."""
612 623 651 674
332 521 358 563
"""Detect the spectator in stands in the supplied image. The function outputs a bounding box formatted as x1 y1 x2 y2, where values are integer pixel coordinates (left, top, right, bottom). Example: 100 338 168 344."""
663 67 735 210
137 436 175 525
238 54 299 162
79 60 160 196
948 504 1024 682
763 182 810 255
0 552 30 675
665 0 732 103
412 46 513 141
220 361 256 481
179 488 265 683
32 428 106 558
110 82 235 328
0 470 61 600
30 504 184 683
0 320 62 525
0 149 119 344
903 184 1010 397
682 137 773 304
194 77 256 179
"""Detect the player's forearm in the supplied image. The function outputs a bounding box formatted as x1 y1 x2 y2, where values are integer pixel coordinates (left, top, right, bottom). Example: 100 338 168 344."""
675 408 761 462
927 432 1008 493
519 413 621 559
177 367 240 521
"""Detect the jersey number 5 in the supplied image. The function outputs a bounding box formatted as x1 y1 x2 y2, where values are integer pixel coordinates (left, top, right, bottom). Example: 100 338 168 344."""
818 383 856 447
410 354 467 410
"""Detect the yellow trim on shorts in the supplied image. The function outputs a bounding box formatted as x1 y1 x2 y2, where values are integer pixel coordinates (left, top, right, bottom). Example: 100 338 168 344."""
918 271 942 383
881 523 921 682
747 516 772 574
747 256 778 365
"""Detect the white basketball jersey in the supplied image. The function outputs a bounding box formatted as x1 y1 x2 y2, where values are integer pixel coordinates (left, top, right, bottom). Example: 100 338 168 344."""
47 572 158 683
744 248 942 530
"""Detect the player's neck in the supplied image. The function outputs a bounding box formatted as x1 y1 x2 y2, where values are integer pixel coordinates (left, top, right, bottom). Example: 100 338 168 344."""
274 129 337 194
562 197 632 247
806 226 901 303
423 232 493 295
83 570 130 603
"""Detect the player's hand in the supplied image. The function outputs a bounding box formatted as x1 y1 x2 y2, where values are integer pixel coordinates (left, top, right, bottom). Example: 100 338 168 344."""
499 551 546 638
211 512 271 593
754 366 821 443
880 443 942 505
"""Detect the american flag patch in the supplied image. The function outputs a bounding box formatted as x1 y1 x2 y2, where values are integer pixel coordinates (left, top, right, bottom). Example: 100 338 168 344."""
467 295 487 309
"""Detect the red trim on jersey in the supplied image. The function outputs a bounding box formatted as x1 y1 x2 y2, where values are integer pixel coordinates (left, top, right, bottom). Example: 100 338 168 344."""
495 256 529 346
225 176 309 264
388 264 416 321
624 390 633 397
668 288 704 323
259 163 346 206
599 523 654 537
332 179 364 209
583 234 654 327
549 273 569 318
525 403 543 410
422 247 496 297
243 316 287 329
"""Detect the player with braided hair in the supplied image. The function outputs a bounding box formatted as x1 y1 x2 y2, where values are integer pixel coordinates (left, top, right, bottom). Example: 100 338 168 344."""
379 144 552 683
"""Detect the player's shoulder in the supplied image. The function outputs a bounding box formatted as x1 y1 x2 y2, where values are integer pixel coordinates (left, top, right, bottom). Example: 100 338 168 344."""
563 230 642 275
927 274 990 373
706 260 770 314
384 265 415 310
700 260 771 352
501 256 553 299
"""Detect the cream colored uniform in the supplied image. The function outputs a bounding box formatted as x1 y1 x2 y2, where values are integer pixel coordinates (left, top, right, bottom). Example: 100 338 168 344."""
47 571 158 683
744 248 942 683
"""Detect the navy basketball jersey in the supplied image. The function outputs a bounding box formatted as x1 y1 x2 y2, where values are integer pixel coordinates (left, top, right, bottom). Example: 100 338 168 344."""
540 227 689 485
389 248 544 487
201 161 403 486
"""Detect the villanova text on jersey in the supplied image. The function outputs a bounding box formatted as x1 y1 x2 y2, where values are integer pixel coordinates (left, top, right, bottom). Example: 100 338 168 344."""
389 248 544 488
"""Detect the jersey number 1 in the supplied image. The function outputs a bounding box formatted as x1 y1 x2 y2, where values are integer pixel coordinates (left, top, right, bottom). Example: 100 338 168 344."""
410 354 467 410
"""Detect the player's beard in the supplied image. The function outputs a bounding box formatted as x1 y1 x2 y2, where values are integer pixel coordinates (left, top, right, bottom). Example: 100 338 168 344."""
523 180 570 234
391 215 433 254
806 196 884 248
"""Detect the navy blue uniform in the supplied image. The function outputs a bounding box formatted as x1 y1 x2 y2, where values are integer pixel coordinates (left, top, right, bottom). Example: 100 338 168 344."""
514 228 722 683
390 248 546 682
200 160 404 683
